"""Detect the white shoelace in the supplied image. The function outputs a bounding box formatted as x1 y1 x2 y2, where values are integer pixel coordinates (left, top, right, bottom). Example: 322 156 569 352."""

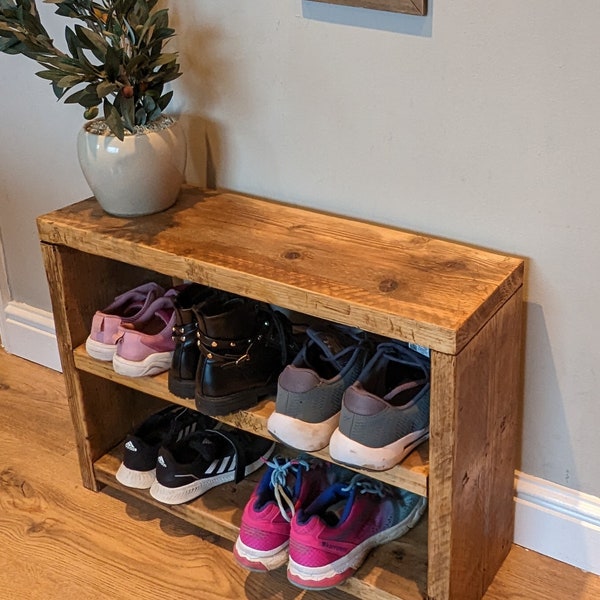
265 457 310 522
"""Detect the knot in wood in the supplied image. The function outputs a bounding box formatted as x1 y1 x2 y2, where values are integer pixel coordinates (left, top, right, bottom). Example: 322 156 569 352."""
282 250 302 260
444 260 466 271
379 278 399 292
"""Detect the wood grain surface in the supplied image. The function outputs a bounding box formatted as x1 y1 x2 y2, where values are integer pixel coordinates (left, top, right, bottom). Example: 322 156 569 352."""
37 188 523 354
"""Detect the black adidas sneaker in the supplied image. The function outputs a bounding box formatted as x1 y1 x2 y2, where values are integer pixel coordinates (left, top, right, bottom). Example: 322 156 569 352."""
149 424 275 505
115 406 215 489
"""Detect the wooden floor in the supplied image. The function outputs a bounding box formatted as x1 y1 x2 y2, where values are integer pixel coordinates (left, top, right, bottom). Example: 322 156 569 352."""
1 348 600 600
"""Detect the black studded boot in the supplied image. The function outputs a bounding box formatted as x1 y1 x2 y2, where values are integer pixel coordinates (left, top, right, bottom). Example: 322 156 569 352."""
168 283 218 398
194 295 299 416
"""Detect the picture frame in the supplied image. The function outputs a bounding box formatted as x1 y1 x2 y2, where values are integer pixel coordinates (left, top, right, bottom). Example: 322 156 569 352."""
308 0 427 16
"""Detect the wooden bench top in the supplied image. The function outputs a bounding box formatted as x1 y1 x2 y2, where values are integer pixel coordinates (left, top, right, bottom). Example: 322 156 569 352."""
37 187 524 354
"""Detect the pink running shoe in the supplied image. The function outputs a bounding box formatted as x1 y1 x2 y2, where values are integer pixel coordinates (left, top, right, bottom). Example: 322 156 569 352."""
233 456 332 572
112 295 177 377
287 475 427 590
85 282 165 361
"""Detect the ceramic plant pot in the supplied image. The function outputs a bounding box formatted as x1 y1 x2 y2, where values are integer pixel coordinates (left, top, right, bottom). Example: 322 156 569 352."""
77 118 186 217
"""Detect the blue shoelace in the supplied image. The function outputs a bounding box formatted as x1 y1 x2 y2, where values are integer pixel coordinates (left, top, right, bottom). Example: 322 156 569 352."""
341 473 386 498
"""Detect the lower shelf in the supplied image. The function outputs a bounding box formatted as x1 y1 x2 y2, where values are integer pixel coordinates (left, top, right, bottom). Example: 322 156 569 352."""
95 444 429 600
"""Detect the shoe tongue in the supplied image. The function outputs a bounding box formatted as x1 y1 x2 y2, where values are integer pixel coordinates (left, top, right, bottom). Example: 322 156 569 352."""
321 483 352 526
201 298 257 338
309 330 349 369
383 379 425 404
188 435 217 461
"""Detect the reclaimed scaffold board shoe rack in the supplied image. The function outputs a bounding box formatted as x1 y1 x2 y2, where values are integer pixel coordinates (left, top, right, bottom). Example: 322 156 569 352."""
37 187 524 600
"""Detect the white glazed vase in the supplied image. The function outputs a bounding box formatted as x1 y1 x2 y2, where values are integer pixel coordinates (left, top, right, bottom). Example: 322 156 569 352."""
77 119 186 217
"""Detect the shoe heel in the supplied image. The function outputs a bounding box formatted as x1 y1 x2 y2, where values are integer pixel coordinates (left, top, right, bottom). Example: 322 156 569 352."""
195 384 276 416
168 377 196 399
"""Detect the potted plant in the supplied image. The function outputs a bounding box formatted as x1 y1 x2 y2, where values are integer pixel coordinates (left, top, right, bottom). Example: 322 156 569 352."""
0 0 186 216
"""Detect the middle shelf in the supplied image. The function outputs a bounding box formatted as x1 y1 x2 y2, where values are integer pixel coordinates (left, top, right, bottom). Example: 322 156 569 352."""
74 344 429 497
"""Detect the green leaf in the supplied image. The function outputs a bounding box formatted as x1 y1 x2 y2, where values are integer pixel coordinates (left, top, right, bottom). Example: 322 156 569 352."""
157 90 172 111
96 80 118 98
135 106 147 126
0 0 181 129
115 94 135 131
64 26 79 58
124 53 147 75
104 43 120 81
75 46 100 74
74 24 107 62
150 52 178 67
103 98 124 140
35 68 61 81
142 94 156 112
52 82 66 100
0 36 20 53
53 3 79 19
64 87 101 108
57 73 82 88
148 103 161 122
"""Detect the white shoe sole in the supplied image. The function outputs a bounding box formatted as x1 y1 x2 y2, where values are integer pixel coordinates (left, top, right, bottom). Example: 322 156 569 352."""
329 427 429 471
267 411 339 452
287 496 427 589
85 336 116 361
233 537 289 571
112 351 173 377
115 464 156 489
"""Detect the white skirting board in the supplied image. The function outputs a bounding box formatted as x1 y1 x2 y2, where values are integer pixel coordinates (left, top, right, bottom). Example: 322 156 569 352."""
1 301 600 575
1 301 62 372
514 471 600 576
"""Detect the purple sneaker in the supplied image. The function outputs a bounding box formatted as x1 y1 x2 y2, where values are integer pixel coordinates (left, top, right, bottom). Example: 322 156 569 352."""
287 475 427 590
85 282 165 361
112 295 177 377
233 455 332 572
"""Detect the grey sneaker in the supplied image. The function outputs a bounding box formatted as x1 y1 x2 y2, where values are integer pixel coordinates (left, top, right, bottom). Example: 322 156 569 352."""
267 325 372 451
329 342 430 471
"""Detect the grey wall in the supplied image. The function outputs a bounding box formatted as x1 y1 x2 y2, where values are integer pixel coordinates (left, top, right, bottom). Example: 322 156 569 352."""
1 0 599 500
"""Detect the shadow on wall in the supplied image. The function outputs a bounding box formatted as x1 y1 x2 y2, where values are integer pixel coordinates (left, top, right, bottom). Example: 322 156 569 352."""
170 114 222 190
167 8 231 190
515 302 599 576
301 0 433 36
521 300 577 490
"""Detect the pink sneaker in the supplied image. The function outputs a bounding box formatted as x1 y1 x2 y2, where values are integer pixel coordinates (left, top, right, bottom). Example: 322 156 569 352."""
85 282 165 361
233 456 331 572
112 295 177 377
287 475 427 590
